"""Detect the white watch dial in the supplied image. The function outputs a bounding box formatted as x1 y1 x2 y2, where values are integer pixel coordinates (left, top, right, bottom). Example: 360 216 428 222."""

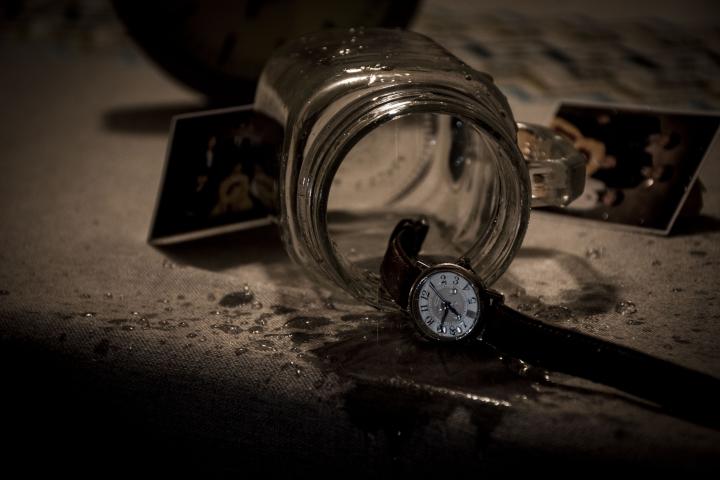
413 268 481 340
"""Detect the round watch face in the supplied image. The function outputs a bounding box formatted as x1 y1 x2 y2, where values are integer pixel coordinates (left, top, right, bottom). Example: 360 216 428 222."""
409 265 483 341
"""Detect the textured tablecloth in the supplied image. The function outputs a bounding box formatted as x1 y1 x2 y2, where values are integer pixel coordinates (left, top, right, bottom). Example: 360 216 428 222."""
1 1 719 475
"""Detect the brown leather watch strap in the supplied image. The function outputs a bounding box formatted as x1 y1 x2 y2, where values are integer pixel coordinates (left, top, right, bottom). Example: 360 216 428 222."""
484 303 720 426
379 218 428 309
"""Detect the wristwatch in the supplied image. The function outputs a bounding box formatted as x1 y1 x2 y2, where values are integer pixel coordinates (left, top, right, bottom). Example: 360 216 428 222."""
380 217 720 426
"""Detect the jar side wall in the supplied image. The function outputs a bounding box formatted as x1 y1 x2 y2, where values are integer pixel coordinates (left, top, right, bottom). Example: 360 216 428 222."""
254 28 528 305
298 87 529 305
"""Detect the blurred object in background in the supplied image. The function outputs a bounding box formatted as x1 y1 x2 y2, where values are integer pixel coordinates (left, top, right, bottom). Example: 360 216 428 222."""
413 0 720 111
2 1 718 110
0 0 128 52
111 0 419 102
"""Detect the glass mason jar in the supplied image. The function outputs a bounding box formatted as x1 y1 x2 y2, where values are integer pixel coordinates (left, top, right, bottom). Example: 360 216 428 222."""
253 28 584 307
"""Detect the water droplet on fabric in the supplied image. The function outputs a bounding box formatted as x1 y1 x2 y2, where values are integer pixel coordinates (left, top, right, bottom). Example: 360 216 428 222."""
615 301 637 315
284 316 331 330
219 289 254 307
254 340 276 352
212 323 241 335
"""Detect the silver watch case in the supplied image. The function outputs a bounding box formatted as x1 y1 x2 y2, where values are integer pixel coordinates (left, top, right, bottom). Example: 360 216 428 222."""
407 262 503 342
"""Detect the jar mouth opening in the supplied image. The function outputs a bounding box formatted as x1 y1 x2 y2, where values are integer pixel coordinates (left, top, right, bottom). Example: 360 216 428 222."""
294 89 529 306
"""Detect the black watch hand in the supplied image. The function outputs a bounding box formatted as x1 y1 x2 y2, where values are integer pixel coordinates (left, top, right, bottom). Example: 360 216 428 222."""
428 282 448 303
440 306 449 329
429 282 462 317
446 303 461 317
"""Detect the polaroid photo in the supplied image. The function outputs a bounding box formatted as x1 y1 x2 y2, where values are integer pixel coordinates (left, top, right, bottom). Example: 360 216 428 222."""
543 101 720 234
148 105 283 245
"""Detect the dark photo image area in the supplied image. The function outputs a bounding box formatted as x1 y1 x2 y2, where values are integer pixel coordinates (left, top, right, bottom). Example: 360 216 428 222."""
548 103 720 233
149 107 284 243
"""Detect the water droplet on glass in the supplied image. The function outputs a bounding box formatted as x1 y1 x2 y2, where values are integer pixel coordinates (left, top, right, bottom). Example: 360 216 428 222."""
464 74 472 80
83 312 95 318
178 321 189 328
252 301 263 310
186 332 198 339
122 325 135 331
104 292 113 298
235 347 248 356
